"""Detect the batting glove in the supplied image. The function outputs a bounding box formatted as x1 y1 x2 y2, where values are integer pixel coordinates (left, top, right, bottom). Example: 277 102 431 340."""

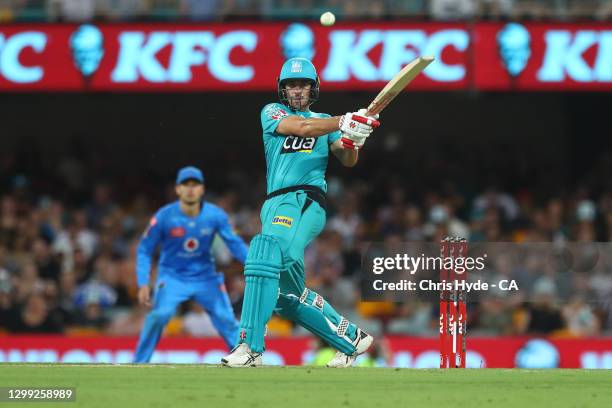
339 109 380 150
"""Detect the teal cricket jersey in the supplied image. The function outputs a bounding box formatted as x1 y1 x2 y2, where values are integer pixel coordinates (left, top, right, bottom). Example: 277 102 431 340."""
260 102 341 194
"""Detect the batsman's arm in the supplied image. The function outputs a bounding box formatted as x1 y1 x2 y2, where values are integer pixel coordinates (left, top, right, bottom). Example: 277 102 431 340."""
330 139 358 167
276 115 341 138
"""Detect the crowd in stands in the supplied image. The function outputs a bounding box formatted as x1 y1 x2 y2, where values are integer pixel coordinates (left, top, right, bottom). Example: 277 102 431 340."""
1 147 612 340
0 0 610 22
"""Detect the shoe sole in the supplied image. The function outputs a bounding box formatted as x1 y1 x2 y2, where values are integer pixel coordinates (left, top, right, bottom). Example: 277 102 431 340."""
220 358 261 368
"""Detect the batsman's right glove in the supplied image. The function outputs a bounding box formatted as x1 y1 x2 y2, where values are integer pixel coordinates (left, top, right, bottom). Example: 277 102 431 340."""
339 109 380 150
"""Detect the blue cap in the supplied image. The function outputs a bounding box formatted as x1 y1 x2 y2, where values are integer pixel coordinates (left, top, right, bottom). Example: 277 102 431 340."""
176 166 204 184
279 57 318 83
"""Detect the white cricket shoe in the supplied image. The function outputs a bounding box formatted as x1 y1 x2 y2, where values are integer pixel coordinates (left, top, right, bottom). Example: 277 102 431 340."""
326 329 374 368
221 343 262 367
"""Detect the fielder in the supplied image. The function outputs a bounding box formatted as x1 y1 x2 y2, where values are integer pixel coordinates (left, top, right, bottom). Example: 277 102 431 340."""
134 166 248 363
222 58 380 367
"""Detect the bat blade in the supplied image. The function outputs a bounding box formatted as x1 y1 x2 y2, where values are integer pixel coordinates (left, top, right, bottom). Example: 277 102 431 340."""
366 56 434 116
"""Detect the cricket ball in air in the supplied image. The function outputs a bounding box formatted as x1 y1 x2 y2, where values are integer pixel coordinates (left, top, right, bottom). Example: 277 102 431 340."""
320 11 336 27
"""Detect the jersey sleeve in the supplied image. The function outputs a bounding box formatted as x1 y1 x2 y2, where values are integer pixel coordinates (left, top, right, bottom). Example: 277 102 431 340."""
136 209 164 287
321 113 341 145
261 103 292 136
215 209 248 264
328 129 341 145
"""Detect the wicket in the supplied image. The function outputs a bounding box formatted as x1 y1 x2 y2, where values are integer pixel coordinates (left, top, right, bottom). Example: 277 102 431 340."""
439 237 468 368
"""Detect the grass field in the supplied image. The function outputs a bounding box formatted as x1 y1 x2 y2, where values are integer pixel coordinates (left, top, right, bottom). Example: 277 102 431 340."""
1 365 611 407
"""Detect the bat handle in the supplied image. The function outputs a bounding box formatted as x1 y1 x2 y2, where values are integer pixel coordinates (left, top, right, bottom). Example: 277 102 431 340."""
352 113 380 128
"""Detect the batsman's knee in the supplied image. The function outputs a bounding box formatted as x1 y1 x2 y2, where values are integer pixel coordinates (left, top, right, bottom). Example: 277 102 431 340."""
245 234 283 279
274 293 299 319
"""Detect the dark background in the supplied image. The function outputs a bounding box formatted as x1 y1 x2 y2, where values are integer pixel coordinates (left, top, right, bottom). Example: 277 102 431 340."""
2 91 611 203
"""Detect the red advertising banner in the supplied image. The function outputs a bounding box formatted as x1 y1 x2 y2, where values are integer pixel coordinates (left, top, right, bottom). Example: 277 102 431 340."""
0 22 468 91
1 336 611 368
474 22 612 91
0 22 610 91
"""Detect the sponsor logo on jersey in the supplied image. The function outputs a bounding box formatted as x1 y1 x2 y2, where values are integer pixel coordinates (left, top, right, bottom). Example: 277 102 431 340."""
183 237 199 252
272 216 293 228
264 104 289 121
170 226 186 237
281 135 316 154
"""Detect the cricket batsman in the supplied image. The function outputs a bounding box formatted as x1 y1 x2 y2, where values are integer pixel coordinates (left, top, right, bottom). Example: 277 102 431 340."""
222 58 380 367
134 166 248 363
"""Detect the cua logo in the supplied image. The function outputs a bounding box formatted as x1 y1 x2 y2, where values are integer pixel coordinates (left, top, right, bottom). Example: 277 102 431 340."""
281 136 316 154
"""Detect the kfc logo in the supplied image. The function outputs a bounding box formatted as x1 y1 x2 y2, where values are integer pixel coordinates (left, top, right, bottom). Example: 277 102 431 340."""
537 29 612 82
111 30 257 83
0 31 46 83
497 23 531 77
322 29 469 82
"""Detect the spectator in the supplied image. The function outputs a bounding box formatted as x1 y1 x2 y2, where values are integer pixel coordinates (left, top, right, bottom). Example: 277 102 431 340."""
562 295 600 336
182 303 220 336
72 279 117 329
48 0 95 22
180 0 220 20
520 278 564 334
13 261 44 303
99 0 148 20
53 210 98 272
478 0 515 18
0 268 14 330
32 238 61 282
328 191 363 249
6 292 64 333
430 0 477 19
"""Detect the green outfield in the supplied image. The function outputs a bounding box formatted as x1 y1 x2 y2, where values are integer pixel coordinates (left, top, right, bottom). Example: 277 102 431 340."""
1 365 611 408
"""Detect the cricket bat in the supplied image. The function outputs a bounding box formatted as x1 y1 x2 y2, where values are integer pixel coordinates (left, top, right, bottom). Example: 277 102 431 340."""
365 56 435 116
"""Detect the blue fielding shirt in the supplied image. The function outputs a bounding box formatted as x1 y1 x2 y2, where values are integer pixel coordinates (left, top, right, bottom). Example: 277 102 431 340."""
136 201 248 287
